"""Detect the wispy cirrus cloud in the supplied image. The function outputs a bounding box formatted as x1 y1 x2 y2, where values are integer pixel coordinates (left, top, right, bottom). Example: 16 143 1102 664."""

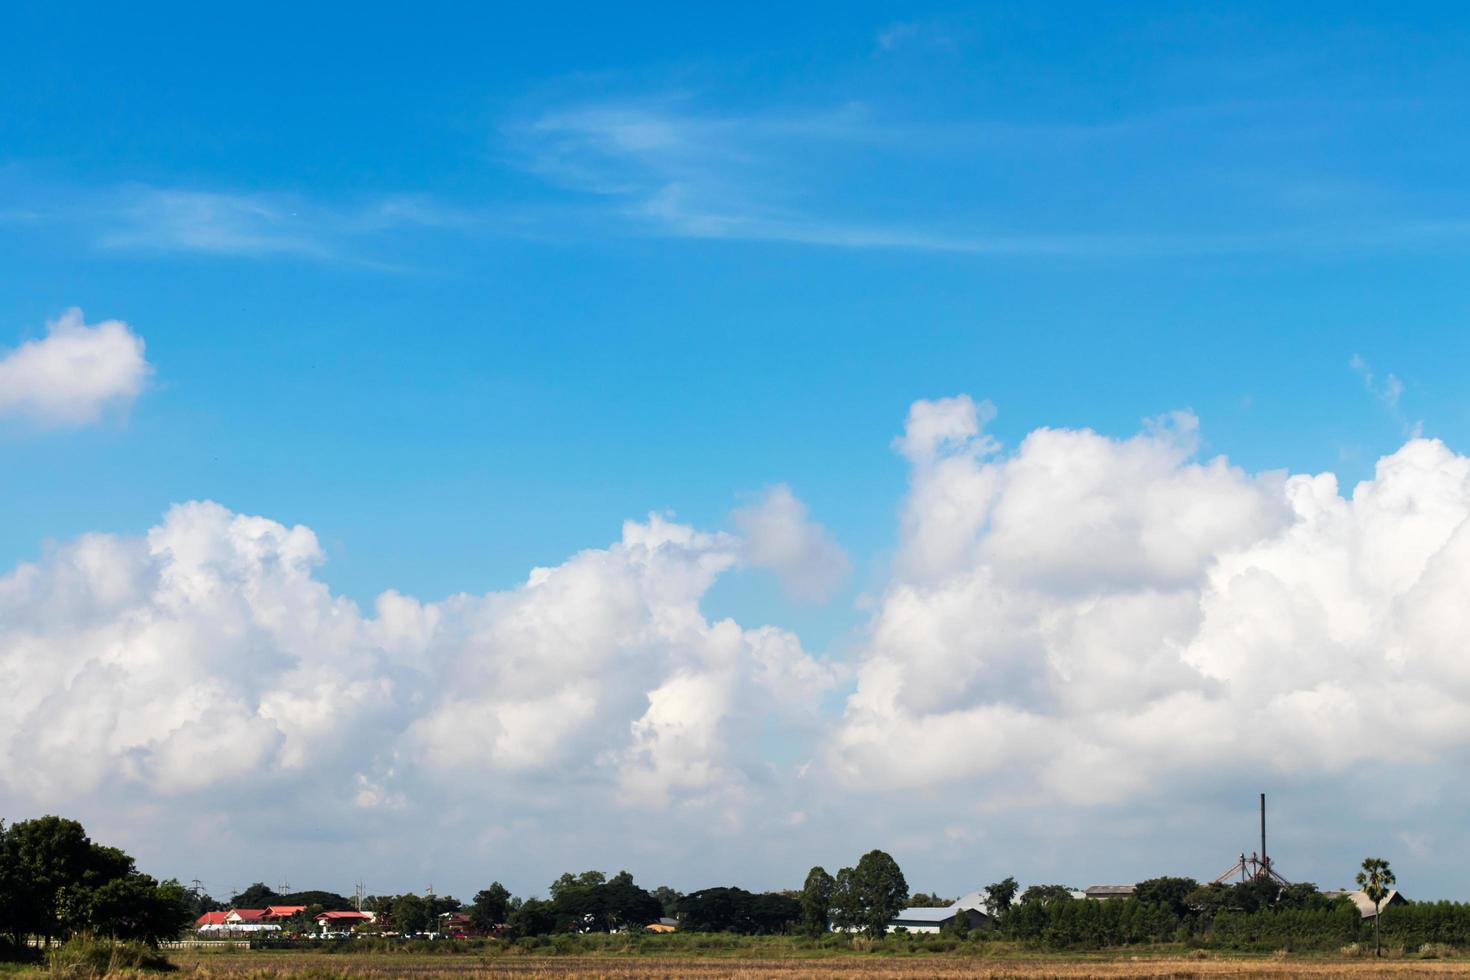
96 186 467 260
510 98 1157 255
1350 353 1420 436
0 169 473 263
876 20 959 54
508 90 1470 258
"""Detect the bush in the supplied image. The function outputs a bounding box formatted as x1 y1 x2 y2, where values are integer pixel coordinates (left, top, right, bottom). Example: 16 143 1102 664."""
1418 943 1460 959
48 936 173 976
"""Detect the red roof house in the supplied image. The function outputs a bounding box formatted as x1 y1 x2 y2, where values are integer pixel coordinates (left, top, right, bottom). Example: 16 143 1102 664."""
315 910 374 926
225 909 268 923
264 905 308 920
195 911 229 927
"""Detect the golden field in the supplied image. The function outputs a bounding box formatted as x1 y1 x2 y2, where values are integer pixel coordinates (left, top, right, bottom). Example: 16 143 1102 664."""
153 952 1470 979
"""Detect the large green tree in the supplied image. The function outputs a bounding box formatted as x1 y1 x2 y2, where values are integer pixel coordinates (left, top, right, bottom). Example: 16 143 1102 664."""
508 898 556 937
984 876 1019 918
0 816 189 952
392 893 430 935
799 866 835 937
469 882 511 932
829 867 861 933
852 850 908 938
1133 877 1199 919
1356 857 1396 958
548 869 660 933
1019 884 1074 907
676 887 798 934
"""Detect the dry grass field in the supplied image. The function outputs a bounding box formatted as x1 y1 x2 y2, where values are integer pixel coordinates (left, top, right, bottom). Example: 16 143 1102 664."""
160 951 1470 979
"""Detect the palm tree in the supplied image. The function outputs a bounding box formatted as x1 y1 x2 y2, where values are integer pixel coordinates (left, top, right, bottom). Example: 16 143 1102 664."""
1355 857 1395 958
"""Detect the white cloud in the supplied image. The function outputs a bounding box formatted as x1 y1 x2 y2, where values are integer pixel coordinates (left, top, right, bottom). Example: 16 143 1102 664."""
0 502 835 825
513 101 1161 256
831 402 1470 816
1350 353 1418 436
0 308 150 426
731 484 850 602
876 21 958 54
513 98 1470 259
94 187 465 260
9 399 1470 897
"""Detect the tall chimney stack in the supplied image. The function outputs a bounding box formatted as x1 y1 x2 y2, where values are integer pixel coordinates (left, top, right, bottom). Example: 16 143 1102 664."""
1260 792 1267 872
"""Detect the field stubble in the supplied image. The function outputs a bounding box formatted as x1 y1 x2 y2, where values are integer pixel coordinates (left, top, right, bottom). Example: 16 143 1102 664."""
166 951 1470 979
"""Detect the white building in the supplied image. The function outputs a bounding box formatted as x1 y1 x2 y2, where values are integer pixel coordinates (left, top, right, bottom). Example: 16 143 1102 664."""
887 889 990 934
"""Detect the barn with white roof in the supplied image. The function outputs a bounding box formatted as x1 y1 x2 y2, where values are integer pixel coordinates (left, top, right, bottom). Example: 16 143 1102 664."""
887 890 991 934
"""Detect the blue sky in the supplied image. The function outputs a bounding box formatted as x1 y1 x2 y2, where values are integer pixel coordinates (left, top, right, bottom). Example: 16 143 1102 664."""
4 2 1470 901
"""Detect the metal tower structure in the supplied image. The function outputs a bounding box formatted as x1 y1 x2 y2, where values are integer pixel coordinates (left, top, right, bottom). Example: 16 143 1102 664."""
1212 793 1291 886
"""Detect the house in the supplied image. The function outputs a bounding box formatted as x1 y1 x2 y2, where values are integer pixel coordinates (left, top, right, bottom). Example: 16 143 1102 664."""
202 909 282 934
643 921 677 934
315 910 376 934
1084 885 1136 900
887 890 990 934
440 912 481 938
264 905 307 921
1336 890 1408 919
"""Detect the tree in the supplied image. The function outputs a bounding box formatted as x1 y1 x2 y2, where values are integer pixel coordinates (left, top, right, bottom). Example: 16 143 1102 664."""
229 882 281 908
1019 884 1074 907
799 867 835 937
0 816 188 951
1356 857 1396 958
548 869 659 933
392 893 430 935
1231 876 1282 913
508 897 556 937
985 876 1019 918
652 885 682 919
1133 877 1198 919
1278 881 1331 911
830 867 861 933
470 882 511 933
77 875 192 944
749 892 800 935
947 904 971 937
852 850 908 938
277 889 352 912
907 893 951 908
5 816 128 945
678 887 749 933
602 871 661 931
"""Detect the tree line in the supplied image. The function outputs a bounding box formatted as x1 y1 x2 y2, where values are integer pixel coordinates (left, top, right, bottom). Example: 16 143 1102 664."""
0 814 1447 960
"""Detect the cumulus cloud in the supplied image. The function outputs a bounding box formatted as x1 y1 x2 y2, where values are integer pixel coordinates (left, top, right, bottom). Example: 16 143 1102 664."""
731 485 851 602
9 397 1470 895
0 505 835 823
831 398 1470 813
0 308 150 425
